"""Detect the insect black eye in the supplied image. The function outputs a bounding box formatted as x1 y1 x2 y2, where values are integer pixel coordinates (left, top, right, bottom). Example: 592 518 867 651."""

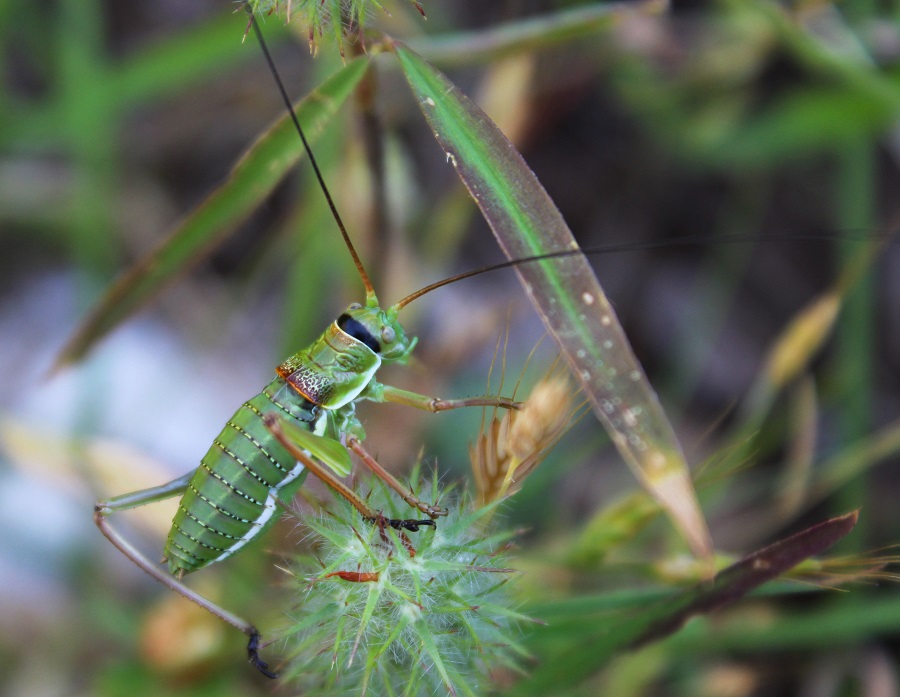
381 326 395 344
337 313 381 354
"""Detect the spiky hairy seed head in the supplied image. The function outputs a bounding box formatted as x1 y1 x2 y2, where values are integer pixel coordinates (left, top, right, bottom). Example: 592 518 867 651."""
472 374 577 506
279 474 530 696
245 0 426 55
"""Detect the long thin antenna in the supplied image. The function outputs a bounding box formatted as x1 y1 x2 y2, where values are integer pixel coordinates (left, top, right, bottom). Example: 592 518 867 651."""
392 248 585 310
391 228 893 311
246 5 376 301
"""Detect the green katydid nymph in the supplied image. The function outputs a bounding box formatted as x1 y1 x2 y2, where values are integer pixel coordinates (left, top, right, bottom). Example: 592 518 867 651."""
93 7 519 679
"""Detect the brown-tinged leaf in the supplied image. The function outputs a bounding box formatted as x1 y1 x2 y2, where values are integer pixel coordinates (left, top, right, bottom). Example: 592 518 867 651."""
632 511 859 648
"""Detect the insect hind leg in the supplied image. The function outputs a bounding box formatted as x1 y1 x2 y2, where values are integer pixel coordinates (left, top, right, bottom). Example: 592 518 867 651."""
94 473 279 679
247 629 278 679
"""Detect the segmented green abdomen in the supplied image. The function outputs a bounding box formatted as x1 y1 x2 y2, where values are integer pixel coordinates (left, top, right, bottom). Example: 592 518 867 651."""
164 378 317 576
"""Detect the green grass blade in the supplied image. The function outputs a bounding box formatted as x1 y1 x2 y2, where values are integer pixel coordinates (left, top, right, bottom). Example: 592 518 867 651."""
407 0 667 67
109 12 280 108
392 42 712 561
53 57 369 371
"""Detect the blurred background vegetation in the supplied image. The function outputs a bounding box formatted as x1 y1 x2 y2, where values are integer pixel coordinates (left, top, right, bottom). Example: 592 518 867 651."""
2 0 900 695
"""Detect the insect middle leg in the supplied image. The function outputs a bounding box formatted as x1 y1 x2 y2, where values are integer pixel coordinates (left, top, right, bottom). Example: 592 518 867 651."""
264 414 438 532
346 436 447 518
94 473 278 679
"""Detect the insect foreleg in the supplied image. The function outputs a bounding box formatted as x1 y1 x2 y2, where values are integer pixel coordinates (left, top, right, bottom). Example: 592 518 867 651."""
94 474 278 679
373 384 521 413
346 436 447 518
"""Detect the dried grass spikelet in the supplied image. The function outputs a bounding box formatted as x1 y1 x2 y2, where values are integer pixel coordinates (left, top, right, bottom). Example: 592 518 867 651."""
246 0 427 56
471 372 578 506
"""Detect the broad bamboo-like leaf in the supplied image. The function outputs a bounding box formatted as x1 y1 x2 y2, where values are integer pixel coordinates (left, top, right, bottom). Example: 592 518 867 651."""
393 42 712 561
53 57 370 371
